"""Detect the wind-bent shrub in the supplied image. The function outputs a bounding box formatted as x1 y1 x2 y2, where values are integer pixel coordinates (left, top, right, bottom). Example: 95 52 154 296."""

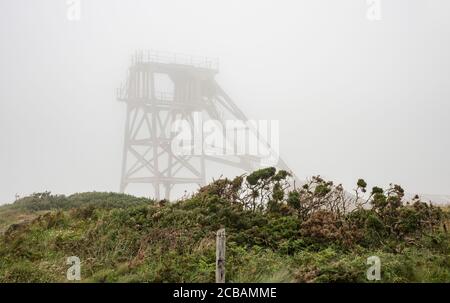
197 168 444 246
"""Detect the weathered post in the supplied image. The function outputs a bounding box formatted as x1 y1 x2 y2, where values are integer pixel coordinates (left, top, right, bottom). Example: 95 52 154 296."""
216 228 226 283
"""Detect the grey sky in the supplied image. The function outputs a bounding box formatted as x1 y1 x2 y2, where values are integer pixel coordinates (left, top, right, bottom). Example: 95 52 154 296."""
0 0 449 204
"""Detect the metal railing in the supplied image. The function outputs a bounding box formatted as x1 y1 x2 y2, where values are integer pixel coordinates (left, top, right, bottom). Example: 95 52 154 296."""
116 86 174 102
131 50 219 71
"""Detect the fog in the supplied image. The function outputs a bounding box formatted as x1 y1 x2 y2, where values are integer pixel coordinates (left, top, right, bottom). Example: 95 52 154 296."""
1 0 449 204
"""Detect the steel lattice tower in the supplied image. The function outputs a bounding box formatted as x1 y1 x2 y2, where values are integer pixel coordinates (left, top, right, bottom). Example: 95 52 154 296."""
118 51 291 200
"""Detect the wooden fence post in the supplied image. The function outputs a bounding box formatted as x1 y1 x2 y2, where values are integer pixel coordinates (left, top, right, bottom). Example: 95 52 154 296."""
216 228 226 283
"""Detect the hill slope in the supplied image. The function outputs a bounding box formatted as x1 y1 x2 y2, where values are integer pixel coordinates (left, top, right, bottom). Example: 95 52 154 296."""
1 170 449 282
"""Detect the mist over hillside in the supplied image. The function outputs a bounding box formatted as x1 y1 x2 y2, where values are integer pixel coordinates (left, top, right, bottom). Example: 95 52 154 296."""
1 1 450 204
405 193 450 206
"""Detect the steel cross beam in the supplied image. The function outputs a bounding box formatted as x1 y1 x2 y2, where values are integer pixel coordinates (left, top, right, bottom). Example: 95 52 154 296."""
118 51 295 200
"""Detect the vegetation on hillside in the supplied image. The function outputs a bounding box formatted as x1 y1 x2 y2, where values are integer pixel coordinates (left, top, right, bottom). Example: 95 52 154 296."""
0 168 449 282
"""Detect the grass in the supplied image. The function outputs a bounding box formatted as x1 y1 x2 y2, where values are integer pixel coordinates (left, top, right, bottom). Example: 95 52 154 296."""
0 189 448 283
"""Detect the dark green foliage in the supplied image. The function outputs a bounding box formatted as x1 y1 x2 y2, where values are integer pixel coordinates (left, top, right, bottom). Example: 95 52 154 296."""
287 191 301 209
0 169 448 282
10 191 153 212
246 167 276 185
357 179 367 191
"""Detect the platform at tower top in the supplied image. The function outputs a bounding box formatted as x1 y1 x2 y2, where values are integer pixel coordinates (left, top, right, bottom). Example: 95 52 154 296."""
131 50 219 71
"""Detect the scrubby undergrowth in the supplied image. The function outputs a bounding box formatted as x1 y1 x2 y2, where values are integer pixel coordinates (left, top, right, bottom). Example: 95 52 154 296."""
0 169 449 282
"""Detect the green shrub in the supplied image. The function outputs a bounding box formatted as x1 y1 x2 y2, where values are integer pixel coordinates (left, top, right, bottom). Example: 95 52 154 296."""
0 169 448 282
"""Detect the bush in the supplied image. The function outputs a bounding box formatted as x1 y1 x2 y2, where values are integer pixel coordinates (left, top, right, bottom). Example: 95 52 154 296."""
0 168 448 282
